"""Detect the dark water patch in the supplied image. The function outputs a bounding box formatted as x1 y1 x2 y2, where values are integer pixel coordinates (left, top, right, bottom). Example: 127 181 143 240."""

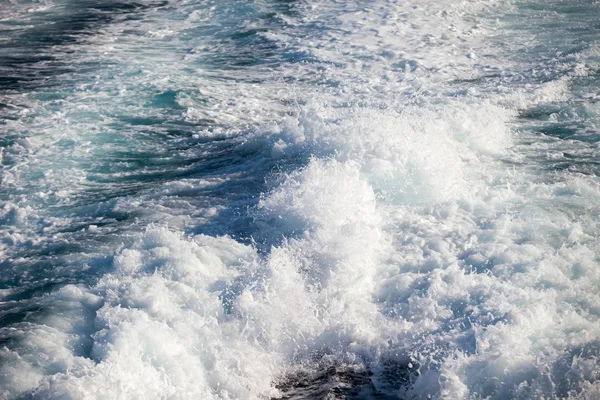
84 139 244 185
517 105 563 121
192 0 312 73
274 359 415 399
533 124 581 140
448 73 502 86
0 0 167 90
275 365 377 399
0 305 44 327
0 253 113 299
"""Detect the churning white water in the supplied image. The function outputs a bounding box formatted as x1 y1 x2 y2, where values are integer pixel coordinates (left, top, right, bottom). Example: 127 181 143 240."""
1 0 600 398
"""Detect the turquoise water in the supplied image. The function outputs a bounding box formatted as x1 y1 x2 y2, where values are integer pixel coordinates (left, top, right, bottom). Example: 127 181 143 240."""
1 0 600 398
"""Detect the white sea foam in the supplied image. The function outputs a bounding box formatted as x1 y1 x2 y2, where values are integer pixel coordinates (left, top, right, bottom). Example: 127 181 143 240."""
8 98 600 398
2 0 600 398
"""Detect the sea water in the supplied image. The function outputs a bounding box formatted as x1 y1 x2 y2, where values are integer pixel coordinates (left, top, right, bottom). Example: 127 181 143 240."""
1 0 599 399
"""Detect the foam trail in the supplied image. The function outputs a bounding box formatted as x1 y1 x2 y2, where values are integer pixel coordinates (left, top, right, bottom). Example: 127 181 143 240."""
1 0 600 399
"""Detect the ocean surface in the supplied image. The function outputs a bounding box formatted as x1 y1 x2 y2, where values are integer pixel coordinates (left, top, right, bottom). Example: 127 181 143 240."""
1 0 600 398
